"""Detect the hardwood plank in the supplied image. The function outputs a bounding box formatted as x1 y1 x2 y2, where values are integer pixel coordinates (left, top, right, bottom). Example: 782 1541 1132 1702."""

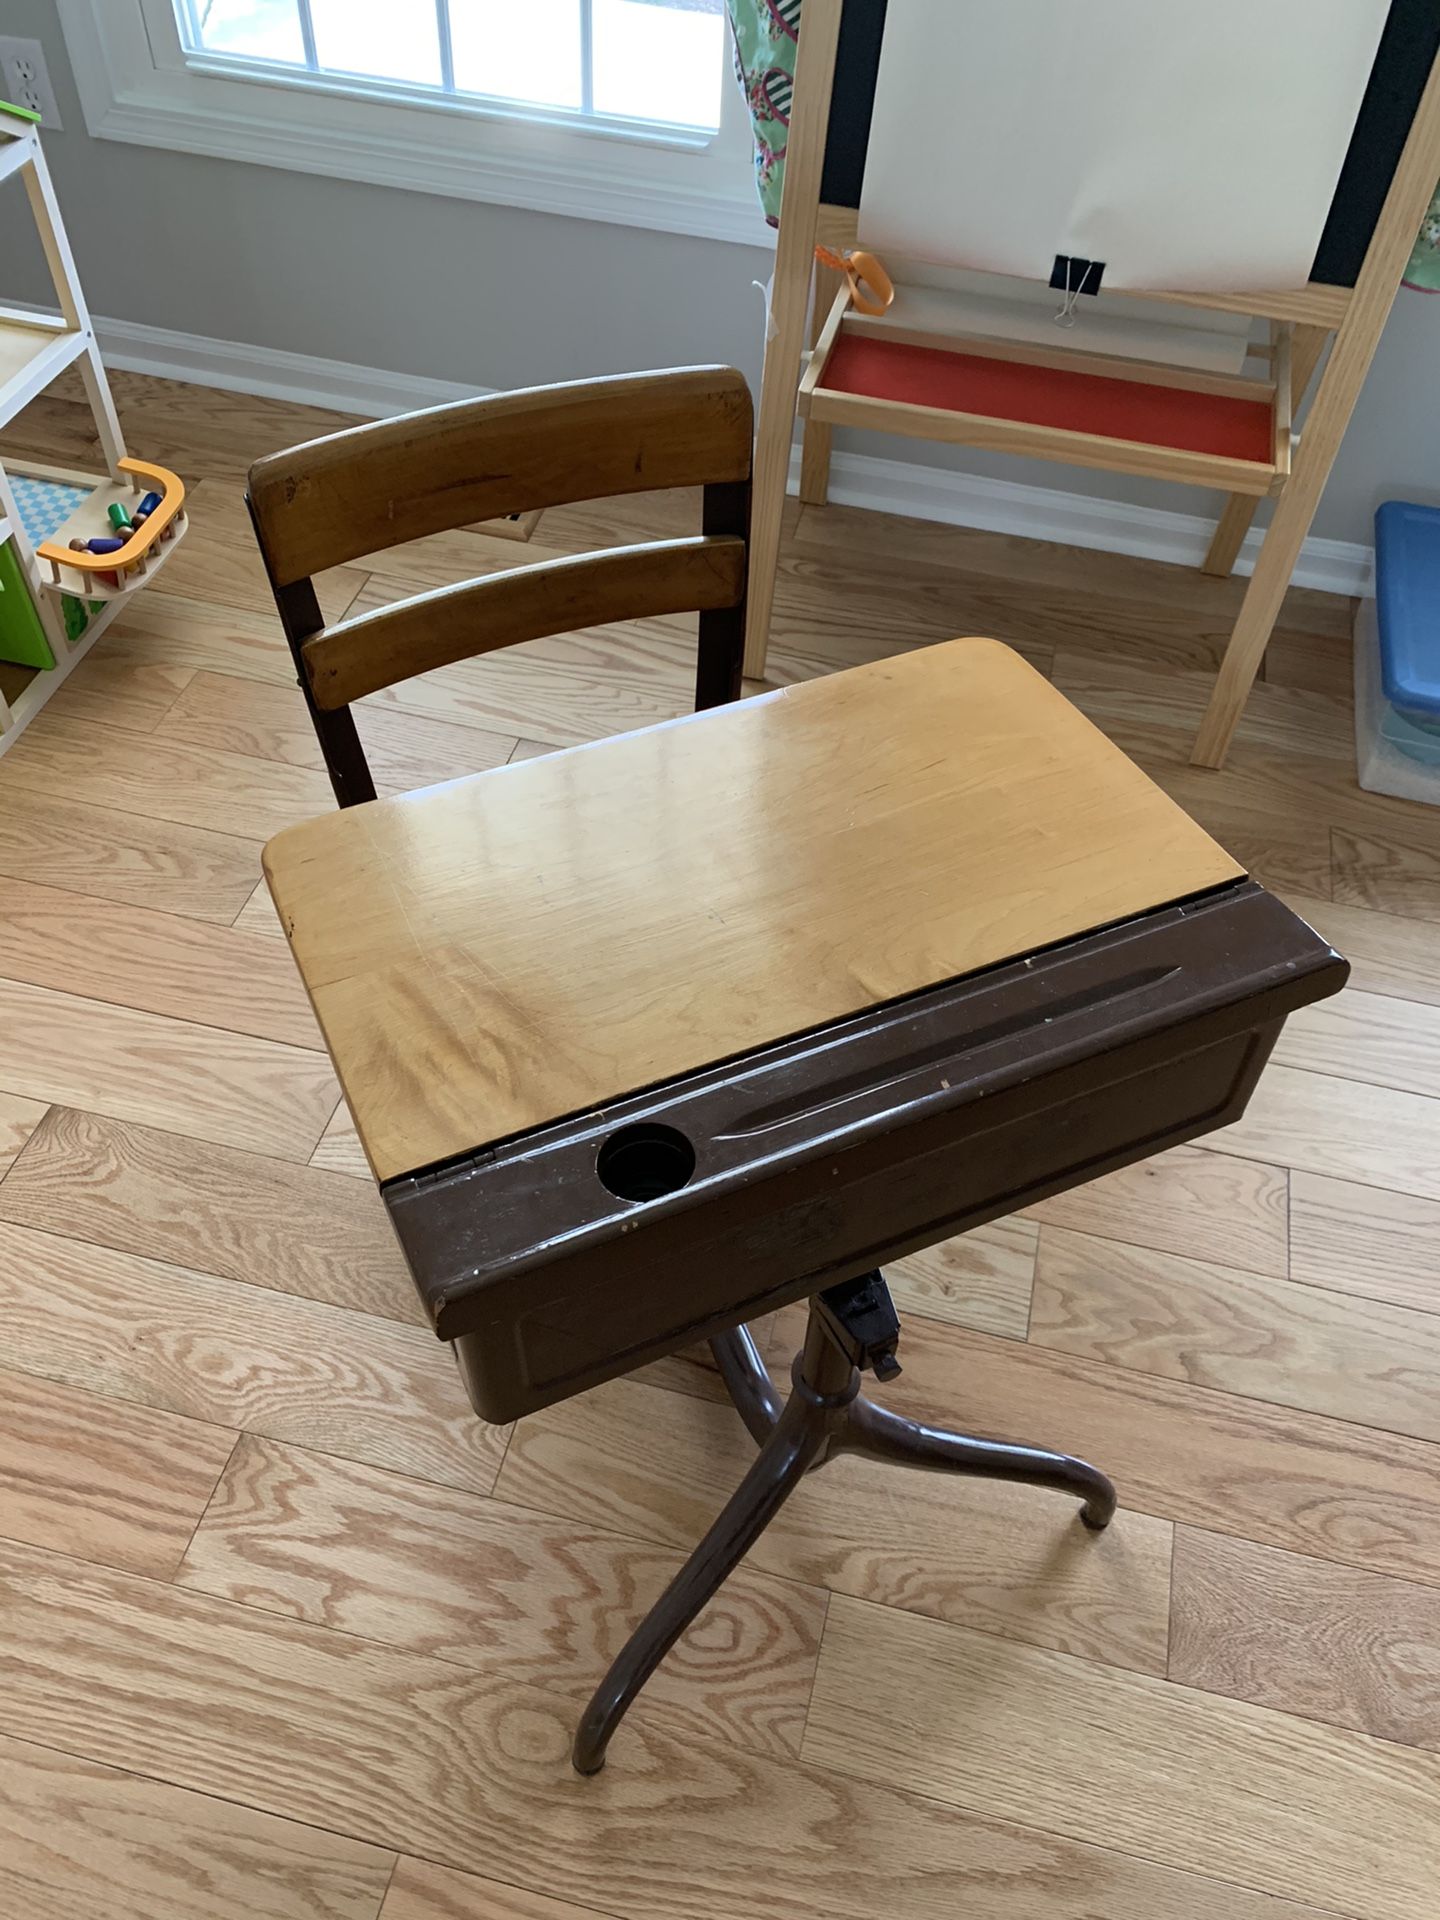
1272 988 1440 1100
1052 648 1353 764
43 653 195 735
0 1731 394 1920
516 484 700 552
342 523 576 597
1332 825 1440 924
791 500 1353 639
1030 1224 1440 1445
885 1220 1036 1338
1148 761 1333 894
105 592 297 686
1 714 337 842
1264 623 1354 696
311 1098 370 1179
815 1315 1440 1589
155 477 365 624
0 1365 233 1577
234 879 285 936
1289 1173 1440 1315
0 876 320 1050
100 370 363 486
158 671 517 794
1148 744 1420 890
0 978 336 1161
0 786 260 923
178 1435 825 1763
1281 891 1440 1008
498 1376 1173 1676
0 1108 418 1323
764 547 1053 677
0 1224 504 1496
0 1090 47 1178
804 1594 1440 1920
1209 1064 1440 1203
1157 740 1428 879
0 1536 1329 1920
1170 1528 1440 1750
380 1857 602 1920
1024 1144 1287 1277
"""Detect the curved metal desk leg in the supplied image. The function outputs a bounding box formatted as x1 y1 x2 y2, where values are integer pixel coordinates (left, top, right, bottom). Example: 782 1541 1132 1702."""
572 1391 827 1774
575 1313 858 1774
843 1397 1117 1530
708 1325 783 1443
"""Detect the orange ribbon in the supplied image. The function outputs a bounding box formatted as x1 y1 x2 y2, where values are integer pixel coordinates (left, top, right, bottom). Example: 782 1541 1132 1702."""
814 245 895 317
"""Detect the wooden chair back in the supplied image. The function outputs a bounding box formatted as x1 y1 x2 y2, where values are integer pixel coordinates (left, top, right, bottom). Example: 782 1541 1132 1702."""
247 366 753 806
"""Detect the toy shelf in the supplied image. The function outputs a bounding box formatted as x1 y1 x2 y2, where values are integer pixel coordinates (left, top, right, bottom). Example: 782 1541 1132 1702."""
799 288 1293 499
0 306 86 429
0 96 191 754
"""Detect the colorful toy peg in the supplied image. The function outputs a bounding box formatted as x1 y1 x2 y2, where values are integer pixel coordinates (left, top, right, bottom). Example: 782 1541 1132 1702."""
136 490 162 515
107 502 134 532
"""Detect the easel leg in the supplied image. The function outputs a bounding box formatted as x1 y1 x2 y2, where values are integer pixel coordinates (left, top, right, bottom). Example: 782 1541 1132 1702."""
1201 496 1260 579
746 326 804 682
798 269 836 507
742 0 844 682
1200 325 1329 580
1192 487 1318 767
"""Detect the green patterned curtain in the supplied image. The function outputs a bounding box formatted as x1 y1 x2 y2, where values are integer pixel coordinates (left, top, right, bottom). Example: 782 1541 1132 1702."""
1404 183 1440 291
726 0 1440 284
726 0 801 227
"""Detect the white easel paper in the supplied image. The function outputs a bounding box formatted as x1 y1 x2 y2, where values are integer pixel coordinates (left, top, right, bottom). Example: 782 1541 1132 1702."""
857 0 1391 292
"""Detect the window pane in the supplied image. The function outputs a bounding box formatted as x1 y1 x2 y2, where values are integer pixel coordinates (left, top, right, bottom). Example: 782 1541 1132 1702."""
309 0 441 86
190 0 305 65
592 0 723 130
451 0 582 111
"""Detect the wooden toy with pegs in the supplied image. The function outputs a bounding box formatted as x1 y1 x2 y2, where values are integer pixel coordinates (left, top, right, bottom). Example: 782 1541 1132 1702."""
0 97 189 753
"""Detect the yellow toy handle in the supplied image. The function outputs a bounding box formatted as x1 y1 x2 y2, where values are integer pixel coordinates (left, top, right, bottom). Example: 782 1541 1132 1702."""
814 245 896 317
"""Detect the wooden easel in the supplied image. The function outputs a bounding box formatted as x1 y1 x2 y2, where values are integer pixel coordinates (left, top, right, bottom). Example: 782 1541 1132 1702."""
745 0 1440 768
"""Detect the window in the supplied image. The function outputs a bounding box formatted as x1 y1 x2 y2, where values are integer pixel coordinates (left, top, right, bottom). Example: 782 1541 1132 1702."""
58 0 765 245
176 0 727 136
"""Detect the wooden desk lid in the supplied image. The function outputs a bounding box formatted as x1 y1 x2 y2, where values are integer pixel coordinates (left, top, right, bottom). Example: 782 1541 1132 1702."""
264 639 1242 1182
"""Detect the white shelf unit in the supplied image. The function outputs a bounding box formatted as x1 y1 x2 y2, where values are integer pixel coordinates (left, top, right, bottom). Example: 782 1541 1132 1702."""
0 98 187 755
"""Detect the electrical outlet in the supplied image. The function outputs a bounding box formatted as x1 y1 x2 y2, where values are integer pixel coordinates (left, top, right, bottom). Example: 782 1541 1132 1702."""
0 37 63 130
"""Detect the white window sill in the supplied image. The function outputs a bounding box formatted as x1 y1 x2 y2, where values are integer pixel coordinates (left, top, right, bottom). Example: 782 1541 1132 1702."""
56 0 774 249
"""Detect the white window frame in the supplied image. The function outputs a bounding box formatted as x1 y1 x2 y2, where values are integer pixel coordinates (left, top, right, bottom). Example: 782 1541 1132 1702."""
56 0 772 247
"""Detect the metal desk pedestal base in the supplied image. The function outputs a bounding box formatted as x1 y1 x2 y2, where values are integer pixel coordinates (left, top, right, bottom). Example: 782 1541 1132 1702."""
572 1275 1114 1774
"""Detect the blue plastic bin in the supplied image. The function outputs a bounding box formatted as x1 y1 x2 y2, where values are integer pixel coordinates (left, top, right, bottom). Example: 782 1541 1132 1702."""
1377 503 1440 728
1354 501 1440 803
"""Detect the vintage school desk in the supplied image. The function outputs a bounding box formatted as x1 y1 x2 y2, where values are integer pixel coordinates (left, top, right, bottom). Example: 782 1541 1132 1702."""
263 637 1346 1773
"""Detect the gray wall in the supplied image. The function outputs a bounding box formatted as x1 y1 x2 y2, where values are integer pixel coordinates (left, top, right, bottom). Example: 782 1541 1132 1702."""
6 0 1439 543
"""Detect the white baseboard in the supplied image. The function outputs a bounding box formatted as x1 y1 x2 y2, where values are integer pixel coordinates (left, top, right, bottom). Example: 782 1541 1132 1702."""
90 312 1371 597
789 449 1373 599
95 315 480 418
